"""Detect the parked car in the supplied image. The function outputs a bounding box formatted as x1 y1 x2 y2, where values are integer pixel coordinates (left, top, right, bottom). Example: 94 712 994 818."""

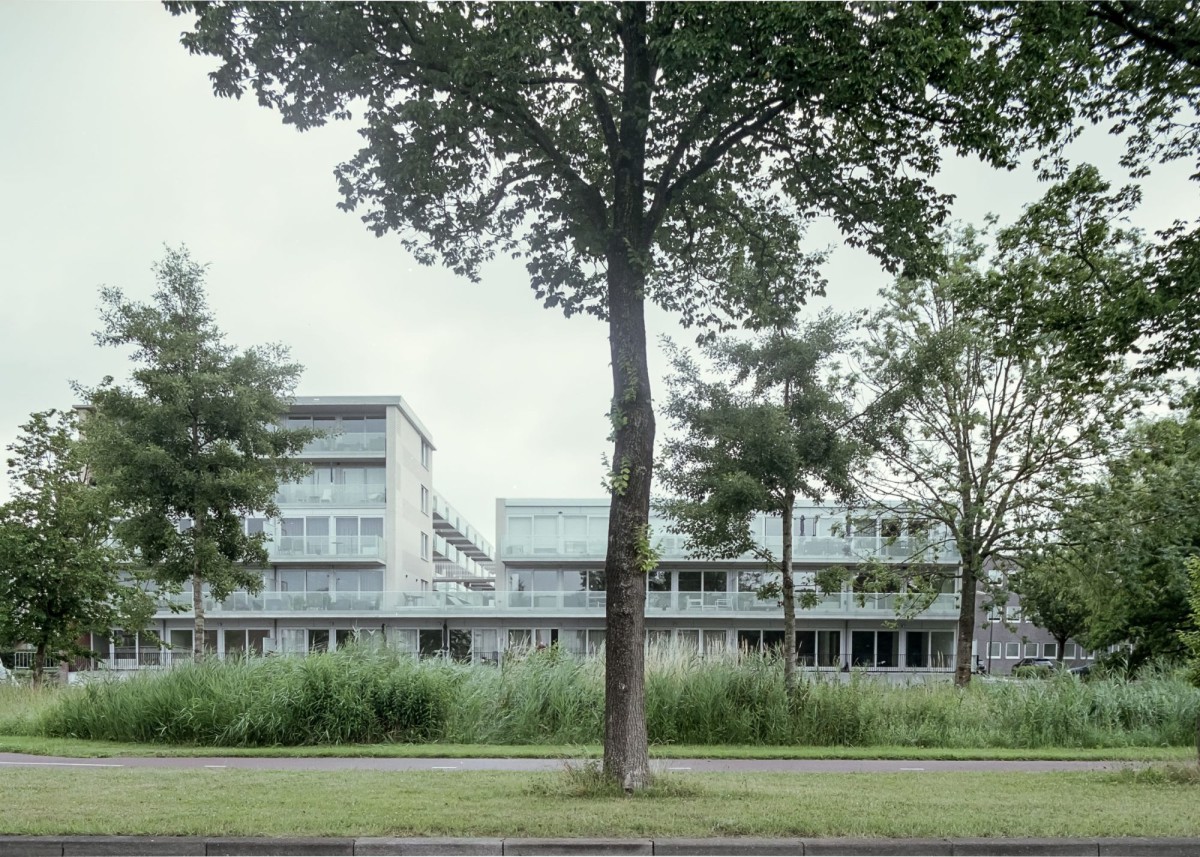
1010 657 1057 676
1068 663 1093 678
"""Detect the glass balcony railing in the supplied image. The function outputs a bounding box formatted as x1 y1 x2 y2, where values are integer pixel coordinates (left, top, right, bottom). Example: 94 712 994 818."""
299 433 386 455
500 535 960 564
274 483 386 506
155 590 959 618
267 535 385 561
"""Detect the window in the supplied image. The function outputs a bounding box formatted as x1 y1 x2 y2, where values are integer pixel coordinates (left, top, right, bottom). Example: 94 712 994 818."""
421 532 430 561
1008 604 1023 624
1024 641 1039 657
1065 642 1077 659
988 641 1002 659
420 439 431 469
1005 642 1020 659
420 485 430 515
1043 642 1058 659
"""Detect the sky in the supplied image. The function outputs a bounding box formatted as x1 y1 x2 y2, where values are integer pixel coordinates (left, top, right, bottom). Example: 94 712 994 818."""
0 2 1193 544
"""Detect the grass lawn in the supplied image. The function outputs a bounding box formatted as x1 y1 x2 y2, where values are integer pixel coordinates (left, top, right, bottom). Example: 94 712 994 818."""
0 734 1193 761
0 767 1198 838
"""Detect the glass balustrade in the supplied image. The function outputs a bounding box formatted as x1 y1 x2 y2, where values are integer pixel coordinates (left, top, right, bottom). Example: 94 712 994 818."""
500 535 960 562
299 432 386 454
267 535 385 561
155 590 959 618
274 483 386 506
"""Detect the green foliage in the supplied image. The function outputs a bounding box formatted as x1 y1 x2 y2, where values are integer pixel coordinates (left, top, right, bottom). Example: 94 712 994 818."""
1010 562 1090 659
855 224 1149 682
657 310 873 563
27 648 1200 750
996 2 1200 378
75 248 316 647
0 410 156 685
1185 557 1200 689
1044 414 1200 668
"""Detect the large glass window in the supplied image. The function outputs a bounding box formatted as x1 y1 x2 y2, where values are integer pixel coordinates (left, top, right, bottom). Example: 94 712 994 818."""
817 630 841 667
852 630 897 667
704 630 727 656
419 628 444 657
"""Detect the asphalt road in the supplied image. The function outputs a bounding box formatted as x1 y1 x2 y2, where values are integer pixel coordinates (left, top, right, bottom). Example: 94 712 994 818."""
0 752 1136 773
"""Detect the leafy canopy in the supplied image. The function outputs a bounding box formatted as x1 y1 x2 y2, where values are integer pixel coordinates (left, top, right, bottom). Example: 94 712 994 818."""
0 410 155 680
77 247 315 601
168 2 1079 322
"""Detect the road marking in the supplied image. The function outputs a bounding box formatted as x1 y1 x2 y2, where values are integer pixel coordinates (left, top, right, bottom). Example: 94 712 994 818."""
431 766 459 770
0 761 123 768
899 767 925 772
204 765 227 768
667 767 692 771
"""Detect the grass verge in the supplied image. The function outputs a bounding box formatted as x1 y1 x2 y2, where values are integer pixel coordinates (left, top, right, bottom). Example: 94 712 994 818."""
0 734 1192 761
0 768 1197 837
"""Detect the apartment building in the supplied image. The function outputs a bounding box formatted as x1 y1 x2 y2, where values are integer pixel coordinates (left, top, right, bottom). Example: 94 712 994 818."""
89 395 496 666
78 395 972 674
495 499 963 673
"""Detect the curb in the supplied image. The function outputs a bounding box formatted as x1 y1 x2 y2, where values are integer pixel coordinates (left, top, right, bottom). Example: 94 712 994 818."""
0 838 1198 856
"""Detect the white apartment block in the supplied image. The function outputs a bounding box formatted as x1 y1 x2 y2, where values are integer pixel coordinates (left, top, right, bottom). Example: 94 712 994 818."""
81 395 973 675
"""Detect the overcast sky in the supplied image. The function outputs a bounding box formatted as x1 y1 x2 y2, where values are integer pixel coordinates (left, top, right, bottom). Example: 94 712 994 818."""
0 3 1193 543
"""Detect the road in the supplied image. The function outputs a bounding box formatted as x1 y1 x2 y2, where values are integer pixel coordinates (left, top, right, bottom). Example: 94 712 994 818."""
0 752 1138 773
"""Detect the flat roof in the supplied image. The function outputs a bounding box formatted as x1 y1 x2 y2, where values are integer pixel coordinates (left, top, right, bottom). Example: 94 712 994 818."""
291 396 435 448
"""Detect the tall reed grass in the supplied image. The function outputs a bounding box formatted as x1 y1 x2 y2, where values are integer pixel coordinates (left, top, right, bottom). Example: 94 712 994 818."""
26 644 1200 748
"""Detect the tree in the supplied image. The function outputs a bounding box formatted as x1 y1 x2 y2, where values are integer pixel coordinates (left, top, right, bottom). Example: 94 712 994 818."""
970 2 1200 379
166 1 1088 787
1044 413 1200 669
854 226 1145 686
78 247 316 662
658 310 901 696
1009 561 1089 666
0 410 156 686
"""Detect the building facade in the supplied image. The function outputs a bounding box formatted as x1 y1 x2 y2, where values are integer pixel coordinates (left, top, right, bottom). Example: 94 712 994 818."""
73 394 1079 677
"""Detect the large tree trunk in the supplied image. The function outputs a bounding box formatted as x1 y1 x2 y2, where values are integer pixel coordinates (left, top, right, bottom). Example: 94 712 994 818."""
602 251 654 793
954 556 978 687
782 490 797 698
32 640 47 688
192 569 206 661
192 513 206 662
1056 634 1067 666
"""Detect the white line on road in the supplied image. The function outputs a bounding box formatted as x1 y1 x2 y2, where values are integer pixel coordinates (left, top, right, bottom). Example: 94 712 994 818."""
0 761 124 767
203 765 227 768
667 767 692 771
431 766 459 770
899 767 925 771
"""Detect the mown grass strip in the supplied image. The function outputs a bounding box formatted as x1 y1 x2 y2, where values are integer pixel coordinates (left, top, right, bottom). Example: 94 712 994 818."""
0 768 1197 838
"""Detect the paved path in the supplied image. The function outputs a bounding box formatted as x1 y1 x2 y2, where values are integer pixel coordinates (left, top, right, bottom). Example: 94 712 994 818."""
0 752 1137 773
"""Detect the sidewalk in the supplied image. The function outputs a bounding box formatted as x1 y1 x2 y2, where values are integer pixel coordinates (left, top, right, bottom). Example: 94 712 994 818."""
1 837 1198 856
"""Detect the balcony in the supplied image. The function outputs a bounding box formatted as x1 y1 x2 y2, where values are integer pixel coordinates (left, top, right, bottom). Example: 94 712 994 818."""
267 535 386 563
275 483 386 506
298 433 386 457
501 534 960 564
154 590 959 619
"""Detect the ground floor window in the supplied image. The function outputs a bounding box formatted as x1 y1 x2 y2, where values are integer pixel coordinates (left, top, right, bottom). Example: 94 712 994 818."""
562 628 605 655
851 630 898 667
1043 642 1058 659
988 641 1002 659
905 631 955 668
